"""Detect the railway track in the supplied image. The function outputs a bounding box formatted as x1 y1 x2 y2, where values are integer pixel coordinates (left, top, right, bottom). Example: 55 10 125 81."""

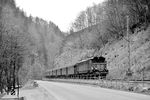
44 78 150 94
44 78 150 87
44 78 150 84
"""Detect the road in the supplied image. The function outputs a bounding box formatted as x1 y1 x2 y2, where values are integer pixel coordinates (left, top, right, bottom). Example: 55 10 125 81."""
37 80 150 100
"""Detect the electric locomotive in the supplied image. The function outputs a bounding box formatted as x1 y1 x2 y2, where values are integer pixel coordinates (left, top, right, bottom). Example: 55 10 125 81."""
45 56 108 79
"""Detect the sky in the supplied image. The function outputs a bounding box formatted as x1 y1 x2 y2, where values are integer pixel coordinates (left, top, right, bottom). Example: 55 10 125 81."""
15 0 105 32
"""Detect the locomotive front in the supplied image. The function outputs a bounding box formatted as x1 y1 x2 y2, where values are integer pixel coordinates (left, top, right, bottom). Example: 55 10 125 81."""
91 56 108 78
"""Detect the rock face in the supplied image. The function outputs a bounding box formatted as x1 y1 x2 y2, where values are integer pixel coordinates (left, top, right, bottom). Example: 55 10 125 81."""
102 27 150 80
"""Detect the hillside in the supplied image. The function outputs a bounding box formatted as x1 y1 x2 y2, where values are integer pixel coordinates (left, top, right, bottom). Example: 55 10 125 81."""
0 0 64 84
54 0 150 80
54 25 99 68
54 24 150 80
102 27 150 80
0 0 150 95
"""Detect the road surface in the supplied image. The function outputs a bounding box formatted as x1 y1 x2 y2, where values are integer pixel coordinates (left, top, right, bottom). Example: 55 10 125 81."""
37 80 150 100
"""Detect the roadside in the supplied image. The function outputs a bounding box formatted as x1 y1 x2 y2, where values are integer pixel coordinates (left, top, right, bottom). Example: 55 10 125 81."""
0 93 6 98
44 78 150 95
1 80 54 100
37 80 150 100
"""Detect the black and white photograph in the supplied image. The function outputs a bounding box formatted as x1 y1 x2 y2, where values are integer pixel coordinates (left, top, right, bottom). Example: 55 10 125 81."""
0 0 150 100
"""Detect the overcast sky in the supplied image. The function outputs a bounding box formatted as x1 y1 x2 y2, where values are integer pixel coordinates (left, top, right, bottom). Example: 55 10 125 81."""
16 0 105 32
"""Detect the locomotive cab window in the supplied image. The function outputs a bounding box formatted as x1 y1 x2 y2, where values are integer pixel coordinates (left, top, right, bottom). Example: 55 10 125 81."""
91 56 106 63
91 56 108 72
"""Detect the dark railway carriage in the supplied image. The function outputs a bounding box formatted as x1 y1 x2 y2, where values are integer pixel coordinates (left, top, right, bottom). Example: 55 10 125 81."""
62 68 68 76
57 69 61 77
45 69 54 78
76 60 90 74
68 66 74 75
52 70 57 78
45 56 108 79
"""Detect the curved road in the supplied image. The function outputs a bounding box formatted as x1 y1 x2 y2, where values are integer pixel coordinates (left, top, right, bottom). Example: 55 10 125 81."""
37 80 150 100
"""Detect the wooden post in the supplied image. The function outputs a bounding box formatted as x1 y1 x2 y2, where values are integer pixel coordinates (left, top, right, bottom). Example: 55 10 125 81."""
127 15 131 72
126 15 133 78
142 67 145 87
17 73 19 100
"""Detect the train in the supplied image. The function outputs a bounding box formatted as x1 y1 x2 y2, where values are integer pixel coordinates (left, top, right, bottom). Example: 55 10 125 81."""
45 56 109 79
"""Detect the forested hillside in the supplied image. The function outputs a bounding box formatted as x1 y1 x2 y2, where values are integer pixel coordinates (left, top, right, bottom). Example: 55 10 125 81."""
55 0 150 79
1 0 150 95
0 0 64 93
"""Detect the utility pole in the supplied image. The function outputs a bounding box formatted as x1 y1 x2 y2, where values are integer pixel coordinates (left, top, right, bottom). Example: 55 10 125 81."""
127 15 130 71
79 33 83 49
17 73 19 100
126 15 132 76
85 11 88 28
142 67 145 87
